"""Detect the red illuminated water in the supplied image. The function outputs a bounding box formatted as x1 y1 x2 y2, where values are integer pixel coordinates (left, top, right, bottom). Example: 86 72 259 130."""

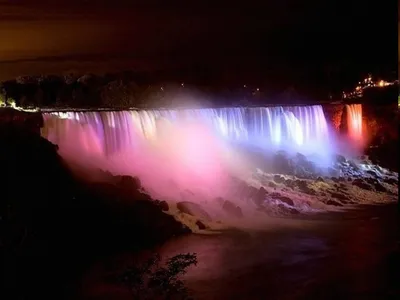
345 104 363 145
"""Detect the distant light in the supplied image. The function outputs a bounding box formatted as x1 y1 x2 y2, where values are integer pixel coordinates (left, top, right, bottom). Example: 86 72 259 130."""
378 80 385 87
356 86 361 91
181 83 184 87
256 88 259 91
243 84 247 88
161 86 164 91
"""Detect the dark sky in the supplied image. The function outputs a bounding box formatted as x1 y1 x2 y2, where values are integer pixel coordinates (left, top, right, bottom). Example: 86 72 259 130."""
0 0 397 96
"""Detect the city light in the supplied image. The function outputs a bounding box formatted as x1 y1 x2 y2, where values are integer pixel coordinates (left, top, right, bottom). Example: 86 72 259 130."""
342 75 396 99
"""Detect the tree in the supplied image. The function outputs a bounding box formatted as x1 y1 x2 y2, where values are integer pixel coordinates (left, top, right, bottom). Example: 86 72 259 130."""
0 86 6 107
120 253 198 300
101 79 141 108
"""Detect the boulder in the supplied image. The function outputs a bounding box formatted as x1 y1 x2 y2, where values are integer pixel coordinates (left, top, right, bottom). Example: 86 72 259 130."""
272 152 293 174
115 175 141 191
177 201 212 221
293 153 316 176
270 192 294 206
384 177 397 185
348 160 360 171
326 199 343 206
329 192 349 201
335 154 347 164
268 181 277 188
352 178 373 190
252 187 268 206
295 180 315 195
331 177 340 183
195 220 207 230
278 204 300 214
154 200 169 211
234 181 256 200
366 170 378 178
373 182 387 193
273 174 285 184
283 179 296 189
222 200 243 218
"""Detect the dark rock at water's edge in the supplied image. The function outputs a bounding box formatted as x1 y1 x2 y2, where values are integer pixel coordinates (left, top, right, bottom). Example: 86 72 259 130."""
0 124 188 300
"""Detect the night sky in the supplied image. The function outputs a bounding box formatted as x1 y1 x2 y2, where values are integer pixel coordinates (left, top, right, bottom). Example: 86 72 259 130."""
0 0 397 97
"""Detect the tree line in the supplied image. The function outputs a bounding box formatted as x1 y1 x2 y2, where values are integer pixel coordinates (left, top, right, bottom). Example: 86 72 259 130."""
0 72 310 110
0 73 168 109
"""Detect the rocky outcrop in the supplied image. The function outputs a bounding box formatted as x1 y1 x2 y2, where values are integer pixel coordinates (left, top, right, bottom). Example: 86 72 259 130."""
1 124 188 300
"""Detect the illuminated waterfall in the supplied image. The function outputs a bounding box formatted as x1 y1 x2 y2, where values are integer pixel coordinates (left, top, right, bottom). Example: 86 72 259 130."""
42 105 332 157
345 104 363 143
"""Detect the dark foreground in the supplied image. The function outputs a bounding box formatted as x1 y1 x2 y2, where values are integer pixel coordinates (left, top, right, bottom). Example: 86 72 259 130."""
81 203 400 300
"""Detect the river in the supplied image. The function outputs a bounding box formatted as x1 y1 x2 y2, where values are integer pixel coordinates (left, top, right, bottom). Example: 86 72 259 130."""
79 203 399 300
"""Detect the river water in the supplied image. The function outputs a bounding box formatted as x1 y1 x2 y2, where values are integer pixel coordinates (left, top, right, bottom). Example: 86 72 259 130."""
80 204 399 300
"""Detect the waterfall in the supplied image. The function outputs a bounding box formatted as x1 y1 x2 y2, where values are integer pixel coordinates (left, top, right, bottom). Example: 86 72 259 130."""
42 105 332 157
345 104 363 143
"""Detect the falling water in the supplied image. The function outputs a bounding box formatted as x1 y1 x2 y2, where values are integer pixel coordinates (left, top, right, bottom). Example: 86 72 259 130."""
345 104 363 143
42 105 332 157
